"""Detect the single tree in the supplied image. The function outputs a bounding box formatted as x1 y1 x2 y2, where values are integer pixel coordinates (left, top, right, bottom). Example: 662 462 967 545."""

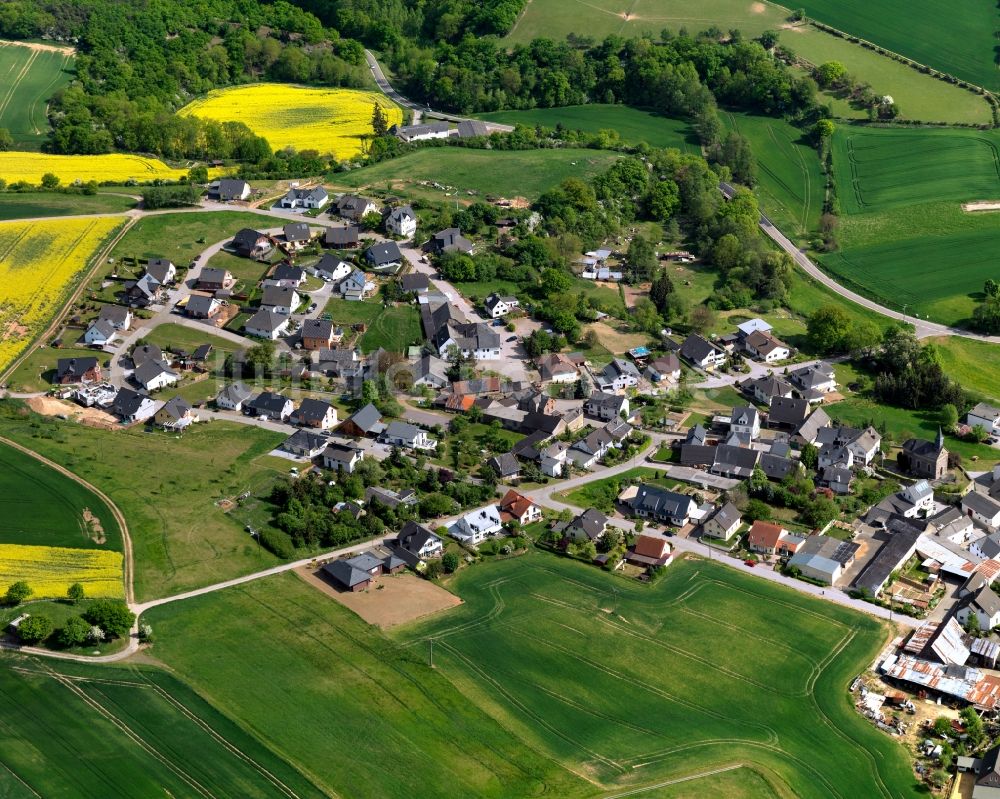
441 551 459 573
0 127 13 151
17 615 53 644
85 599 135 639
58 616 91 647
5 580 32 605
800 442 819 470
67 582 85 604
933 715 953 736
40 172 60 189
371 104 389 137
939 404 959 433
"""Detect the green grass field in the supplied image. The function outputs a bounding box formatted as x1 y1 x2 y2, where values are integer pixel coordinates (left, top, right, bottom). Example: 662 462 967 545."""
0 192 136 220
5 346 107 393
0 405 287 601
723 111 826 239
476 105 700 151
323 298 423 353
821 126 1000 324
930 336 1000 404
0 42 73 147
392 553 923 798
0 657 325 798
795 0 1000 92
0 442 122 552
145 571 585 799
331 147 623 200
111 211 271 265
503 2 990 124
143 323 242 358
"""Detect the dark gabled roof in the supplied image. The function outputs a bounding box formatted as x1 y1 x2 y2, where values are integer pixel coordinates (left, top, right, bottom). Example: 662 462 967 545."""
978 744 1000 788
131 343 162 367
324 442 361 463
283 222 311 242
158 395 191 421
456 120 489 138
680 444 715 466
191 343 213 361
98 304 131 326
198 267 230 285
134 359 176 386
185 294 218 315
569 508 607 539
57 356 98 378
903 437 943 458
632 484 694 519
425 227 473 254
302 318 334 339
249 391 291 414
768 396 809 426
283 428 327 453
216 178 248 199
680 333 720 363
261 284 298 307
397 521 438 554
760 452 798 481
324 225 359 245
685 424 708 445
365 240 402 266
246 308 287 333
709 501 741 529
853 516 923 593
964 491 1000 517
345 402 383 433
218 381 252 404
322 559 371 588
400 273 430 291
273 263 305 281
294 397 333 423
487 452 521 477
112 387 150 417
232 228 266 249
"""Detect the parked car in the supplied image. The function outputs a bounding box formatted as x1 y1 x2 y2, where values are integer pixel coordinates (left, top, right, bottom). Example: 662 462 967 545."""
506 336 517 342
744 559 757 567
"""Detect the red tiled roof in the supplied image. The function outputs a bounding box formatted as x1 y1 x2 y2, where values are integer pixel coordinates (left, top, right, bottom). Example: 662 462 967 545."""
500 489 536 520
747 520 786 549
633 534 670 559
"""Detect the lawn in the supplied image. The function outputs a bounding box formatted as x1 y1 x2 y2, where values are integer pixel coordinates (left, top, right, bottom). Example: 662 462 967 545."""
0 403 288 601
827 397 999 466
0 191 135 219
5 345 110 393
722 111 826 240
0 42 73 147
795 0 1000 92
0 658 325 798
323 298 422 353
331 147 623 201
205 249 274 286
557 466 672 511
930 336 1000 404
0 441 122 552
391 552 923 798
503 1 990 123
144 571 584 799
110 211 270 265
475 105 701 152
820 126 1000 325
143 323 242 358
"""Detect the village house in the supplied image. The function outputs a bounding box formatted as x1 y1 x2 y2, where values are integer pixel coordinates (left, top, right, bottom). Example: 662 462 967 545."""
630 484 698 527
597 358 641 393
291 398 338 430
746 520 804 558
337 268 373 301
743 330 791 362
625 534 673 569
279 186 328 210
735 318 772 340
865 480 935 527
410 353 449 389
536 352 579 383
366 486 418 510
852 516 924 597
484 293 519 318
83 318 117 347
269 263 306 289
145 258 177 286
393 521 444 567
565 508 609 543
499 489 542 526
281 222 312 252
389 121 452 142
380 420 437 451
400 273 430 294
154 396 197 431
766 396 809 432
197 268 233 292
900 429 949 480
96 304 132 332
339 403 385 438
730 406 760 440
585 391 629 421
702 502 742 541
324 224 360 249
134 360 178 392
282 429 328 459
365 241 403 271
486 452 521 481
321 442 364 474
211 178 250 202
300 318 336 350
451 505 504 545
816 425 882 467
644 353 680 384
335 194 378 222
312 253 353 283
963 492 1000 529
260 285 301 315
956 586 1000 632
185 294 222 319
322 550 404 592
789 362 837 401
818 465 854 495
710 445 760 480
568 426 618 469
680 333 726 371
968 403 1000 435
216 382 252 411
424 227 474 255
385 205 417 238
244 392 294 421
123 273 162 307
111 387 159 423
794 406 833 445
232 228 273 259
245 308 290 340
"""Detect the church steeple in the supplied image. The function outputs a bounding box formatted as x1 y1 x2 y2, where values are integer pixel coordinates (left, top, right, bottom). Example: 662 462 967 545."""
936 426 945 452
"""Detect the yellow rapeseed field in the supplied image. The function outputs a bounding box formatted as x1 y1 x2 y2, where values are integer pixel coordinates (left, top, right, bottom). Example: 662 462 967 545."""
0 151 221 185
0 216 122 372
0 543 124 599
178 83 402 159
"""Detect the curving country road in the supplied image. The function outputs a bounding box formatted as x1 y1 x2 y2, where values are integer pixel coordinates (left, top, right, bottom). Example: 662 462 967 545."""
719 182 1000 344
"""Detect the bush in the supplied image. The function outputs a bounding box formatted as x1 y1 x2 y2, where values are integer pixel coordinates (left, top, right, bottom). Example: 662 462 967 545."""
84 599 135 639
442 551 459 573
58 616 91 647
424 560 443 579
5 580 31 605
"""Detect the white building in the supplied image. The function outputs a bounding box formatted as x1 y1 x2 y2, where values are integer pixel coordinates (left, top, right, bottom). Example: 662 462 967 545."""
385 205 417 238
450 505 503 545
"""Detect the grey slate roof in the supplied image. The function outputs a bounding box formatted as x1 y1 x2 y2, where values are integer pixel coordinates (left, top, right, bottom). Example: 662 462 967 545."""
283 222 311 242
345 403 384 434
569 508 608 540
632 484 694 520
